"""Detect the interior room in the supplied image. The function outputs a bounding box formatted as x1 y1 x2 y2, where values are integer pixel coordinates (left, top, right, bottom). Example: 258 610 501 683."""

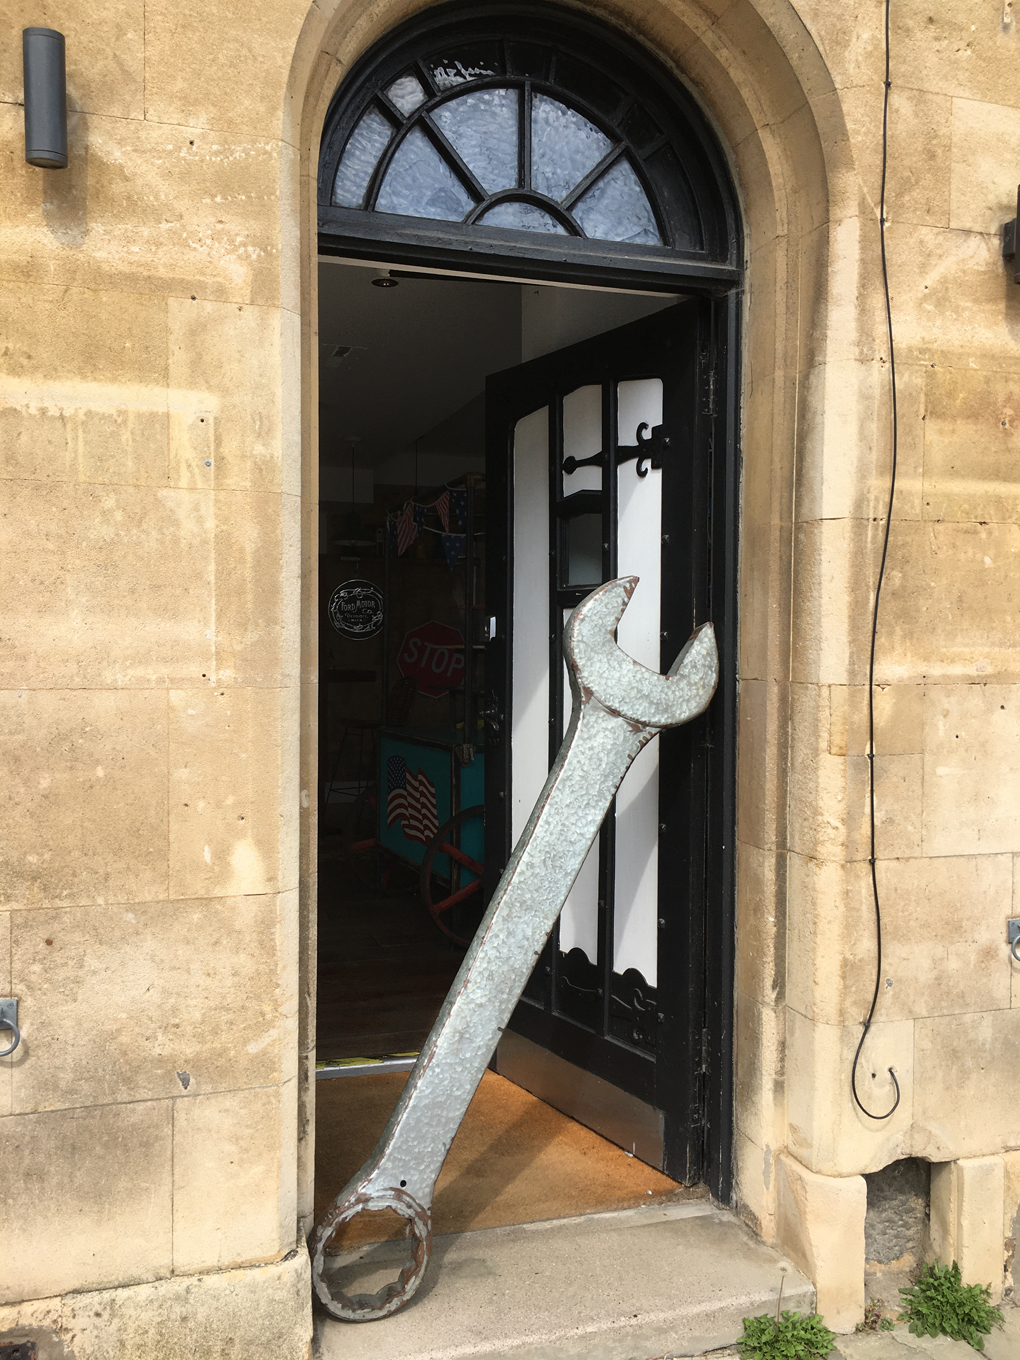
314 258 690 1252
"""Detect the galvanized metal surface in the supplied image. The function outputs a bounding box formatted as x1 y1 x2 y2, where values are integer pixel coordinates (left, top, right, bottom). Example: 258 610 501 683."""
316 1057 418 1080
310 577 718 1322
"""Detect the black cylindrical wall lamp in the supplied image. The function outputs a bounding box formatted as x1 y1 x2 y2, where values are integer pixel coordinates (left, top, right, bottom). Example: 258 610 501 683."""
23 27 67 169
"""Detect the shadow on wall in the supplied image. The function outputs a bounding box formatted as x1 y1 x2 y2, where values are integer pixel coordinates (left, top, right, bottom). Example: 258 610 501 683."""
42 97 87 246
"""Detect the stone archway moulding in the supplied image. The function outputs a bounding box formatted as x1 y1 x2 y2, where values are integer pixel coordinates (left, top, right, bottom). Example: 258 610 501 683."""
285 0 873 1243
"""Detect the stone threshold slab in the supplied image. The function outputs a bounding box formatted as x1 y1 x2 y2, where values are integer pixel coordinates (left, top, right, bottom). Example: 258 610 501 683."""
313 1201 813 1360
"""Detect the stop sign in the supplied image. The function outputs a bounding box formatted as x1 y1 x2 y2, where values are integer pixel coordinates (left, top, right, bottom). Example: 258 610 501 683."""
397 621 466 698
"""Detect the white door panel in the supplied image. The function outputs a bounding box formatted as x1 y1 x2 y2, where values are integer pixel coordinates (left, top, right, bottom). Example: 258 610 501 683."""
613 740 659 983
614 377 663 983
511 407 550 844
559 842 600 959
562 384 603 495
510 380 664 986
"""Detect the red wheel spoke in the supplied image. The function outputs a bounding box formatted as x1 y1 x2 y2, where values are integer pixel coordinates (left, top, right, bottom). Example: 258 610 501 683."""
419 804 486 944
439 841 483 876
430 879 482 915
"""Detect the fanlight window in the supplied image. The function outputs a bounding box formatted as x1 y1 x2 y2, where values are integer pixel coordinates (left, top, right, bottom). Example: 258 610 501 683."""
319 17 737 265
334 66 660 245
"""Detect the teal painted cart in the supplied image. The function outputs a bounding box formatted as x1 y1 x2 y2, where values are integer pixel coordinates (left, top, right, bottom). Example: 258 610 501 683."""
378 727 485 944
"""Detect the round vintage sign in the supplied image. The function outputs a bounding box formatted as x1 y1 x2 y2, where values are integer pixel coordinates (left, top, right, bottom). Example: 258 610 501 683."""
328 578 384 640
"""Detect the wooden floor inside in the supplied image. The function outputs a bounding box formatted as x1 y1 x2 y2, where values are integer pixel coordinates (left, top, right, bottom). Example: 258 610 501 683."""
314 1069 705 1248
316 839 461 1061
315 838 706 1253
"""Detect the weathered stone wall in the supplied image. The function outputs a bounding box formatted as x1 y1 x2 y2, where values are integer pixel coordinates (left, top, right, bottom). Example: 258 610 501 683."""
735 0 1020 1242
1 0 1019 1350
779 0 1020 1172
716 0 1020 1319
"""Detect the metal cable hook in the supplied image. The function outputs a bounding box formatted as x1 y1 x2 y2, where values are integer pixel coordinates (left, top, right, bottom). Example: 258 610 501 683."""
0 1000 21 1058
853 0 900 1126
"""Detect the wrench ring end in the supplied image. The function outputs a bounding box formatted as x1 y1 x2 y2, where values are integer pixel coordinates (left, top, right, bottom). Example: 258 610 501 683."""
311 1185 432 1322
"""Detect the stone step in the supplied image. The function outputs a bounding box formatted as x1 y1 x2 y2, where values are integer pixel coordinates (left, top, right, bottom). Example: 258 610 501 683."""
829 1303 1020 1360
314 1201 814 1360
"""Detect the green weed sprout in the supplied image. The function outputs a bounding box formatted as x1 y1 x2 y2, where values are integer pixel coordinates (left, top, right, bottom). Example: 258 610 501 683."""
737 1310 836 1359
898 1261 1004 1351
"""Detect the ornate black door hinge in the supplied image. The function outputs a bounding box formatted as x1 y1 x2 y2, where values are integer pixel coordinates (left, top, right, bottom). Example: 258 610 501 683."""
619 422 669 476
561 422 670 480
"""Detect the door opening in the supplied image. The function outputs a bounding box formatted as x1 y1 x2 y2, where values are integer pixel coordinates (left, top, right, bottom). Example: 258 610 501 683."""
314 261 726 1239
312 1 741 1252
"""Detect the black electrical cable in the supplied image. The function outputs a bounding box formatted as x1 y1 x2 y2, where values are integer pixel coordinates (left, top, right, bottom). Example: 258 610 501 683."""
851 0 901 1121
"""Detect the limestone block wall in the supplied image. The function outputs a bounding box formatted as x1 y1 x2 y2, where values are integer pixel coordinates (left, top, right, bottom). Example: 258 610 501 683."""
0 0 310 1336
725 0 1020 1305
1 0 1020 1347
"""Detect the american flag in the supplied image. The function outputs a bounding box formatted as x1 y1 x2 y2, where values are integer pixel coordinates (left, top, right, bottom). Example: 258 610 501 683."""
435 490 451 532
396 501 419 556
386 755 439 846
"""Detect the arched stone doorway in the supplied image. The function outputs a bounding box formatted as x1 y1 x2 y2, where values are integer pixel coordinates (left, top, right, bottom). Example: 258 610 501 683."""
310 0 741 1220
289 0 853 1332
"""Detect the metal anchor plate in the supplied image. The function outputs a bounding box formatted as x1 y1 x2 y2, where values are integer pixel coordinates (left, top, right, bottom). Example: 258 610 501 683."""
310 576 718 1321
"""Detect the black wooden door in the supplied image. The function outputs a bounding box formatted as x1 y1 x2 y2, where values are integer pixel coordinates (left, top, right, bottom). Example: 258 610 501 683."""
484 299 733 1186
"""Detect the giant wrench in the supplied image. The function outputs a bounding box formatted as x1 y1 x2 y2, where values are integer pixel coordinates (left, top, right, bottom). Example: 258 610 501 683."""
310 576 718 1321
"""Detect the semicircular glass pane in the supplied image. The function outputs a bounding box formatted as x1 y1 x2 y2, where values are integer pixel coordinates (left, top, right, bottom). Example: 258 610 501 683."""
376 127 475 222
477 200 569 234
531 94 611 202
432 87 519 194
333 107 394 208
573 158 661 245
385 73 426 115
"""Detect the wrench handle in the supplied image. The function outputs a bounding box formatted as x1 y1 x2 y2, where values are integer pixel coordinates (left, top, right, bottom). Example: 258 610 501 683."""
311 702 649 1318
310 586 718 1321
371 702 649 1189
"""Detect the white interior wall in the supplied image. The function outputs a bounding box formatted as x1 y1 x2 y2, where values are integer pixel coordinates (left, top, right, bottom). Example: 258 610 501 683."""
317 260 678 499
521 284 675 361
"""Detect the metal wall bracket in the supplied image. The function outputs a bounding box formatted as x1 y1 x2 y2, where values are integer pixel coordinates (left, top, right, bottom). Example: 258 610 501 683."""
0 998 20 1057
1002 186 1019 281
1009 919 1020 963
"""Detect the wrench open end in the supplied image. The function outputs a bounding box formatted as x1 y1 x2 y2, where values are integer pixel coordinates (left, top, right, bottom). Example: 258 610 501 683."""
566 576 718 729
311 1185 432 1321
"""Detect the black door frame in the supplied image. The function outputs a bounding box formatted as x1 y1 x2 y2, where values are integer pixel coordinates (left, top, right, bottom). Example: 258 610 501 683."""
319 235 739 1203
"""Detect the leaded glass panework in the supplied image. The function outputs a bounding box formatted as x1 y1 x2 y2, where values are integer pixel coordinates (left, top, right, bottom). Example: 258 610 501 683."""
318 8 739 270
333 75 658 241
